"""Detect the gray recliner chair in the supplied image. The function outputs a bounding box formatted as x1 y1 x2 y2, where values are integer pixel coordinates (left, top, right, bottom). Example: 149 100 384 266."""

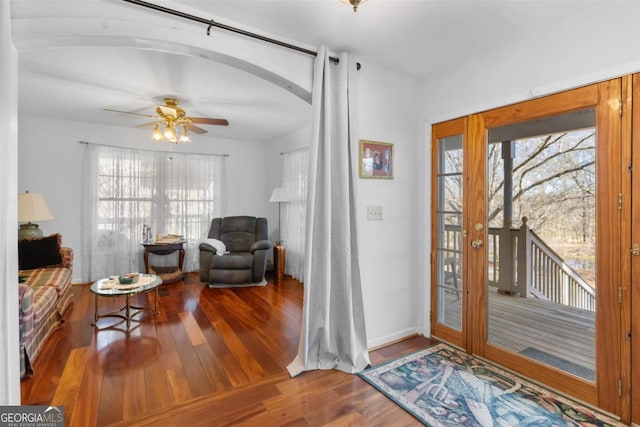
199 216 272 287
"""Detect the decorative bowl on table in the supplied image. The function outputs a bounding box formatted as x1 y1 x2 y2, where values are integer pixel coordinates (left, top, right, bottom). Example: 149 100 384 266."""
118 273 140 284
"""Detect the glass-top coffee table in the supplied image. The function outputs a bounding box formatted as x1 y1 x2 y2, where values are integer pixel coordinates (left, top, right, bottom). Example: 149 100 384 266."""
90 274 162 333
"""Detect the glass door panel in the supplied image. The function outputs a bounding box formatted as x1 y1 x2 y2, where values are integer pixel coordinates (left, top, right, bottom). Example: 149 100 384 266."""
436 148 463 330
485 110 597 382
431 120 465 347
471 80 623 412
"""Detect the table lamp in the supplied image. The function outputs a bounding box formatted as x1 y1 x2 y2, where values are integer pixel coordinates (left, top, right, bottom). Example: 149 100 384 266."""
18 191 54 239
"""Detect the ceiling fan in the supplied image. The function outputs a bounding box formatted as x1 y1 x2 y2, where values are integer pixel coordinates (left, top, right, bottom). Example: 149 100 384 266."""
104 97 229 143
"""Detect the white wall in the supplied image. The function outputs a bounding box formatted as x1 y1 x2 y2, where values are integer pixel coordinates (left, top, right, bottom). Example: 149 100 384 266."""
351 61 424 348
18 116 270 283
423 2 640 124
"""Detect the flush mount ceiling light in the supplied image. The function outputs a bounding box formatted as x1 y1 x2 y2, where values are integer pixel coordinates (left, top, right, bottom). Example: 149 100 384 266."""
341 0 368 12
104 98 229 144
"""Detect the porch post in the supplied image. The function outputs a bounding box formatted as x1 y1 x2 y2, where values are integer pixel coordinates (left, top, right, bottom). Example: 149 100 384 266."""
516 217 532 297
498 141 516 294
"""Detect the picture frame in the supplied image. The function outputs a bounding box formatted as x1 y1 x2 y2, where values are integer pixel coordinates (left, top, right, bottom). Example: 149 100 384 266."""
359 140 393 179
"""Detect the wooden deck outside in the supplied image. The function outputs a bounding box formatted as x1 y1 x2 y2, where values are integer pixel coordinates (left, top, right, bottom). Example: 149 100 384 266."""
441 287 595 380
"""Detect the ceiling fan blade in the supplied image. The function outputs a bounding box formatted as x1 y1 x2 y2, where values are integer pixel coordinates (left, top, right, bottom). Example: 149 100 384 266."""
185 123 208 134
104 108 159 119
159 105 178 118
136 121 160 129
189 117 229 126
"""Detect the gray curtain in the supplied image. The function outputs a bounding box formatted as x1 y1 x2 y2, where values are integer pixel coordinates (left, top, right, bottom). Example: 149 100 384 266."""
287 47 370 376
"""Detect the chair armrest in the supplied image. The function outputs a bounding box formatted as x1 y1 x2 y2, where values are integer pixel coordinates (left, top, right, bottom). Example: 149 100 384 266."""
251 240 272 253
199 242 220 254
60 247 73 269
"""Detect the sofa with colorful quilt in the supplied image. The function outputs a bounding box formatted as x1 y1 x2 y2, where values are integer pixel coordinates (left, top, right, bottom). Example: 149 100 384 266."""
18 234 73 377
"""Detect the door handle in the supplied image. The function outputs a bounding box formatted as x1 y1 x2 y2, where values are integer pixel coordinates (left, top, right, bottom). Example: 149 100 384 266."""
471 239 484 249
632 243 640 256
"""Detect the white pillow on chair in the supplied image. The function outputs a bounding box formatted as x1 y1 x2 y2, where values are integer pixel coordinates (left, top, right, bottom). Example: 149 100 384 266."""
202 238 227 255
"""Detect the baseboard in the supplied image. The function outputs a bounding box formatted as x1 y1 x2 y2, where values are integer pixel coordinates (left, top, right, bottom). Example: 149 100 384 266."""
367 327 418 350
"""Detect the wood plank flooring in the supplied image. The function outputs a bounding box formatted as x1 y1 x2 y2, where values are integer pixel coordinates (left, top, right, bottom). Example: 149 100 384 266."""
21 273 433 426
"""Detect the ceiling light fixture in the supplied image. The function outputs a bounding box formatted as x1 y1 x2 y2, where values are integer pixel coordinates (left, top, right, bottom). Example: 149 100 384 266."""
341 0 368 12
106 97 228 144
151 120 182 144
163 123 176 141
151 124 163 141
179 126 191 143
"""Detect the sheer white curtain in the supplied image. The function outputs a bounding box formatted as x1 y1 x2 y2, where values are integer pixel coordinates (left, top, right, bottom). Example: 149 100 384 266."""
82 144 225 281
0 0 20 404
287 47 370 376
281 148 308 281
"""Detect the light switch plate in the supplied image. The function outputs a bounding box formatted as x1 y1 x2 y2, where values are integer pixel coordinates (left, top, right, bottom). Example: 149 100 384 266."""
367 205 383 220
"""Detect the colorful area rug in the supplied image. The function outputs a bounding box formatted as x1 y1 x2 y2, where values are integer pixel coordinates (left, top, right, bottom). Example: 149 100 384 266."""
359 342 625 426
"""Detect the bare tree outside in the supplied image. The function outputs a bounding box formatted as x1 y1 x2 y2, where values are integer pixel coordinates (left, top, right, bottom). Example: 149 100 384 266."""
487 128 596 286
440 127 596 285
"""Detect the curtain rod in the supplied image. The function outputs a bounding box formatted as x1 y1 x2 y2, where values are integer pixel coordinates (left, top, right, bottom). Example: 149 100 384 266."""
280 146 310 155
78 140 230 157
121 0 339 64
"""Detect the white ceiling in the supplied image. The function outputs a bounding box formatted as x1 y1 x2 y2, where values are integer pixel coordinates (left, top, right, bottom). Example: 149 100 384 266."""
14 0 605 143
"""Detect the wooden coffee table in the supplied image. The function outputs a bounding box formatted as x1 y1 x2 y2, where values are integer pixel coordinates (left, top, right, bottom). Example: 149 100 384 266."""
90 274 162 333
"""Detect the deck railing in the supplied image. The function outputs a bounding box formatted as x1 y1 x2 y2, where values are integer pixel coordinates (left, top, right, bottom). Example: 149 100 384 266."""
488 217 595 312
442 219 595 311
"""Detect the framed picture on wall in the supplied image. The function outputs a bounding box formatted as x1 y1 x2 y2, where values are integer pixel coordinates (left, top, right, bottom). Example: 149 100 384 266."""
359 140 393 179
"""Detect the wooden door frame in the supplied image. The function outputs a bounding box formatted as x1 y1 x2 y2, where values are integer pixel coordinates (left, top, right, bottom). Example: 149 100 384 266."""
465 113 487 356
629 73 640 426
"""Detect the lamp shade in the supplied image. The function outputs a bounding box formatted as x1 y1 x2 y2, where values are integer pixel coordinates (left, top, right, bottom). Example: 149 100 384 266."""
18 192 54 223
269 187 289 203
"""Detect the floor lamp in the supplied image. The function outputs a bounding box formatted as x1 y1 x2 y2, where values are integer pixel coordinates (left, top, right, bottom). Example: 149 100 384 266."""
269 187 288 280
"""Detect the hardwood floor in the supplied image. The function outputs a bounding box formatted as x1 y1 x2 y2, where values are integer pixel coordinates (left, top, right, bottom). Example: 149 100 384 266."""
21 272 433 426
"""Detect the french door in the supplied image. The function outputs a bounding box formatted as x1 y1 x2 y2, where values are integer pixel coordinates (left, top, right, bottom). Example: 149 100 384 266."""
431 78 631 421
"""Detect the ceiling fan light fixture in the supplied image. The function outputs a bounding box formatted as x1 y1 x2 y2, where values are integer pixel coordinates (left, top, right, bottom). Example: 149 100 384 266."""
106 97 227 144
163 124 176 141
341 0 368 12
179 126 191 143
151 124 163 141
